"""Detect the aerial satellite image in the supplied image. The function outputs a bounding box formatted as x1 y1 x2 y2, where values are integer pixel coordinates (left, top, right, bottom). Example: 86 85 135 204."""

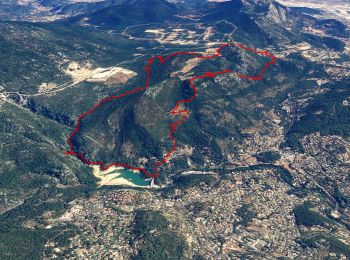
0 0 350 259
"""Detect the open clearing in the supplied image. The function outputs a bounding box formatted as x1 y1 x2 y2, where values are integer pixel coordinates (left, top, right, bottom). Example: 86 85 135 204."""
65 61 137 84
122 21 237 46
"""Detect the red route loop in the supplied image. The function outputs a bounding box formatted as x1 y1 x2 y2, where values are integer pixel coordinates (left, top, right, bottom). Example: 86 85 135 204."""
65 42 277 179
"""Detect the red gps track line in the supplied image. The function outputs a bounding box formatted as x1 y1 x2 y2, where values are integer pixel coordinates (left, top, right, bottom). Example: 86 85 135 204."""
65 42 277 179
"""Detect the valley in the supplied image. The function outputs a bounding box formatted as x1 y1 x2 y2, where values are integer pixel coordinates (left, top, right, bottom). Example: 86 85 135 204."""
278 0 350 25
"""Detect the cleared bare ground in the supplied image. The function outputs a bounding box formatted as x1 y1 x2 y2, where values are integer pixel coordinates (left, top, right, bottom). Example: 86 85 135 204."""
65 62 137 85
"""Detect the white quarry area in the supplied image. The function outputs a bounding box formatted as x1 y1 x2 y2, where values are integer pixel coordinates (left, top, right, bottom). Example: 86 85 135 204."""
144 27 213 45
65 61 137 85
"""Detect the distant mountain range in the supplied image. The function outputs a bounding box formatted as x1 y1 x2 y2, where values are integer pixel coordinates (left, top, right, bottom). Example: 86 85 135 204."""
66 0 180 27
0 0 126 21
0 0 277 22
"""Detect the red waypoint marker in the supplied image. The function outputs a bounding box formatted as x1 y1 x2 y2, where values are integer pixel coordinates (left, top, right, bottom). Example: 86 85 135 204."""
65 42 277 179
